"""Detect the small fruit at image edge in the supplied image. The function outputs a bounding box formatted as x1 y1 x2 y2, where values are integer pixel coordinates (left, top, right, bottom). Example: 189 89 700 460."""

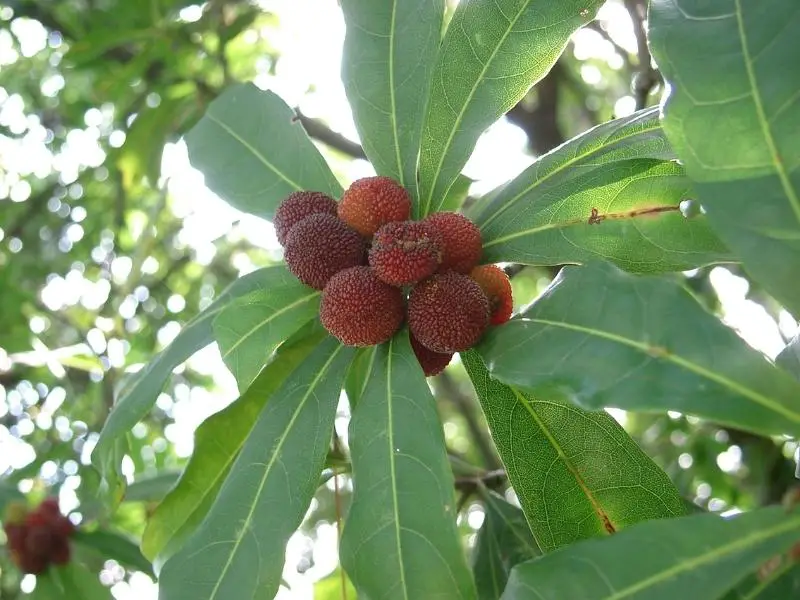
3 498 76 575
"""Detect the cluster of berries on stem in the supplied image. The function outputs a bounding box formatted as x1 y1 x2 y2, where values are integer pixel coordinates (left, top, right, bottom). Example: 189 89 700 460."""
3 498 75 575
275 176 513 376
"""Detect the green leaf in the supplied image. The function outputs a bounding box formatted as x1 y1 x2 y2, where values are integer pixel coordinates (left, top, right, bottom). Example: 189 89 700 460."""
417 0 602 217
116 95 193 188
124 471 181 503
440 173 474 213
472 108 670 219
472 490 540 600
92 265 290 489
340 330 476 600
158 337 354 600
341 0 444 201
777 334 800 381
344 345 378 409
725 561 800 600
0 481 24 515
314 569 358 600
212 267 321 390
141 323 326 567
475 109 730 272
31 563 110 600
72 529 153 576
501 506 800 600
649 0 800 316
462 349 685 553
185 82 342 221
477 262 800 438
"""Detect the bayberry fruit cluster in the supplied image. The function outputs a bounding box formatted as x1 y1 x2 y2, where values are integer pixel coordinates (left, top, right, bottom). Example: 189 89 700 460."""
275 176 513 377
3 498 75 575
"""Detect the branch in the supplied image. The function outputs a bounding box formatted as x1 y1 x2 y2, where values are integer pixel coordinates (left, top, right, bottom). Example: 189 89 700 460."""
294 110 366 160
434 372 502 471
454 469 507 494
623 0 662 110
587 21 634 70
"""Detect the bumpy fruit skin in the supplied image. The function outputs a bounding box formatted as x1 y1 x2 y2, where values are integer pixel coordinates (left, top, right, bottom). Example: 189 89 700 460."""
369 221 442 286
320 266 405 346
273 191 338 246
284 213 366 290
338 176 411 237
408 272 489 353
423 212 482 274
410 332 453 377
470 265 513 325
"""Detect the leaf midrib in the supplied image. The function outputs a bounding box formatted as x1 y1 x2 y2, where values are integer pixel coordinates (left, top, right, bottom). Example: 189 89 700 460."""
388 0 404 187
207 344 344 600
602 513 800 599
385 338 410 600
740 558 796 600
512 388 615 545
733 0 800 225
527 317 800 424
206 112 304 192
220 291 319 359
479 110 661 231
422 0 531 216
482 199 679 249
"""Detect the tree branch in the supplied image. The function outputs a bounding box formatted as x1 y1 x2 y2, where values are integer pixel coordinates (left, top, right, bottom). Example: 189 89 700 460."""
623 0 662 110
454 469 507 494
294 110 366 160
587 21 634 70
434 372 502 471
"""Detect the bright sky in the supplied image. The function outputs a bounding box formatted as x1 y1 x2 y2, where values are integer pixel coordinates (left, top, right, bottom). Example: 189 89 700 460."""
1 0 798 598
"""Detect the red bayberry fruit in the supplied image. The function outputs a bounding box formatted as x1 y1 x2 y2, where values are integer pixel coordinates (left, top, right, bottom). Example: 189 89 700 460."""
24 525 55 559
338 176 411 237
52 515 75 538
369 221 442 286
470 264 513 325
37 498 60 517
17 551 48 575
4 523 26 551
273 191 338 246
24 510 49 528
410 332 453 377
423 212 482 274
320 266 405 346
284 213 366 290
408 272 489 353
50 538 71 565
